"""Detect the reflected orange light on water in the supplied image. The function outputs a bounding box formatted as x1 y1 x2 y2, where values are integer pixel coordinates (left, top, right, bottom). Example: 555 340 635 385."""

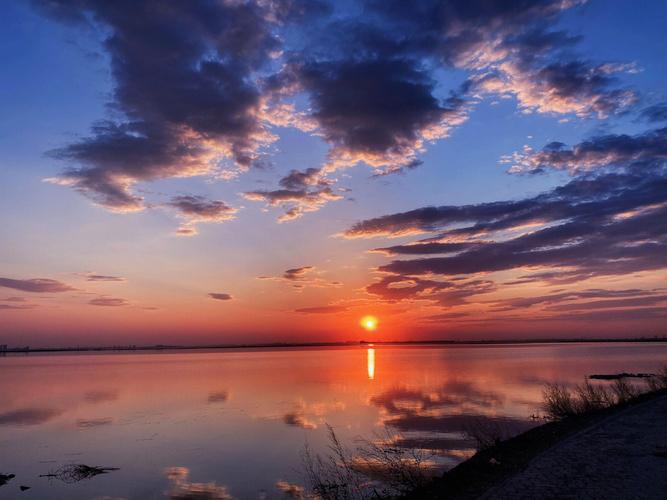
2 343 667 500
367 348 375 380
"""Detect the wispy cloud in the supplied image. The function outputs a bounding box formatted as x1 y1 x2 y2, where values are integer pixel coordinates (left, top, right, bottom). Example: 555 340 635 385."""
505 127 667 175
0 304 35 310
89 297 128 307
640 102 667 123
0 277 73 293
243 167 343 221
3 296 26 302
258 266 341 290
77 417 113 428
294 305 348 314
0 408 62 426
209 293 233 301
84 273 126 282
344 120 667 324
168 195 238 234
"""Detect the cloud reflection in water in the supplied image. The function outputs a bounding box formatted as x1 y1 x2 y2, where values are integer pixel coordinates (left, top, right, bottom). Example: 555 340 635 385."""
207 391 230 404
165 467 233 500
0 408 62 426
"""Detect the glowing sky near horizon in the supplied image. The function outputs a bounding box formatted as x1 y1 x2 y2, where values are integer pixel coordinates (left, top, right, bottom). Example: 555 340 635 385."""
0 0 666 346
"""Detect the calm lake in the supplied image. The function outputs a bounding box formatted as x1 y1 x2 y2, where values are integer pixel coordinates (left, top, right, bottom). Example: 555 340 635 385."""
1 342 666 499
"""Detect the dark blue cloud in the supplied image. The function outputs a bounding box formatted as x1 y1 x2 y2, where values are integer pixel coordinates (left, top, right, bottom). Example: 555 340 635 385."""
347 124 667 308
509 127 667 174
270 58 469 173
36 0 283 211
640 102 667 123
167 195 237 234
34 0 643 222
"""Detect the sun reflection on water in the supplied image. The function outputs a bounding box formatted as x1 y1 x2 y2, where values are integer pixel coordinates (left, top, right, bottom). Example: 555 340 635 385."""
367 348 375 380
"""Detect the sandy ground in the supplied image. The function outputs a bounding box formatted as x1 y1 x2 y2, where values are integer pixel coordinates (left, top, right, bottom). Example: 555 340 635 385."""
482 394 667 499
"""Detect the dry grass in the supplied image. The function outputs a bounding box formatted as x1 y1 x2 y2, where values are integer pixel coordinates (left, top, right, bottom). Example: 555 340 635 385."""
542 365 667 420
302 367 667 498
646 365 667 392
302 425 435 499
542 383 578 419
462 417 521 451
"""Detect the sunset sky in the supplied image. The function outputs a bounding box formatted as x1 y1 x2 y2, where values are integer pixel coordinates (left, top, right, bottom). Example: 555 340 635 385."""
1 0 666 347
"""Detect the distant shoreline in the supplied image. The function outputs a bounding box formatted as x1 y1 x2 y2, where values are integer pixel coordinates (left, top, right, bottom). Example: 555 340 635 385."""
1 336 666 355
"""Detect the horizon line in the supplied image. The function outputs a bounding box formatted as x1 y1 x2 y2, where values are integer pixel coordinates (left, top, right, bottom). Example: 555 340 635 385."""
2 335 667 354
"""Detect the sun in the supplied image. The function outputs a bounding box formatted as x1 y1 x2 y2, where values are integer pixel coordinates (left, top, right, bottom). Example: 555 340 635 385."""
360 315 378 331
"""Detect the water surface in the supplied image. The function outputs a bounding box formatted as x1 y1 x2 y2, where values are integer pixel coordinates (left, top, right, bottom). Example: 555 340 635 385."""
1 343 665 499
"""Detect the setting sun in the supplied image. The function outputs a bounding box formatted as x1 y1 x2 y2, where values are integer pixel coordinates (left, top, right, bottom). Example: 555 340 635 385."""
360 315 378 331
